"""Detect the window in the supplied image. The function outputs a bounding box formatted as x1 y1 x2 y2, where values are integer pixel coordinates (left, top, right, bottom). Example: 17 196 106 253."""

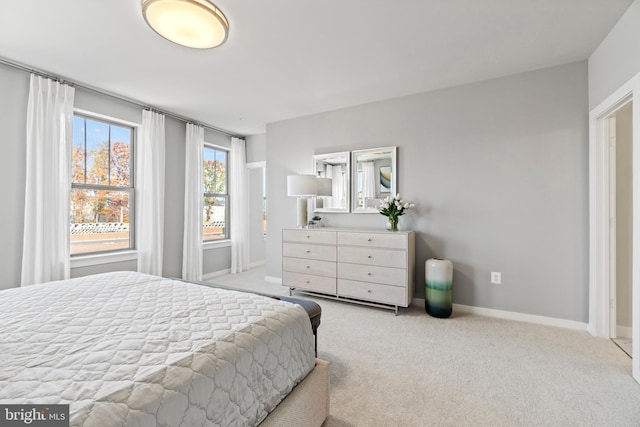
203 145 229 241
70 115 134 255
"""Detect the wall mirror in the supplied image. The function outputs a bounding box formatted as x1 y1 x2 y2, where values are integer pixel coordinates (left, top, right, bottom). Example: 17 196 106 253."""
351 146 397 213
312 151 350 213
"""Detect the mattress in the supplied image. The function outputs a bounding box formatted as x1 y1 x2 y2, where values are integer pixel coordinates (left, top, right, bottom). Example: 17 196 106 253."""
0 271 316 426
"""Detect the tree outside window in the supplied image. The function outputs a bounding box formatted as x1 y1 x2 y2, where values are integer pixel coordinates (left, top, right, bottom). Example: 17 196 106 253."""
203 145 229 241
70 115 134 255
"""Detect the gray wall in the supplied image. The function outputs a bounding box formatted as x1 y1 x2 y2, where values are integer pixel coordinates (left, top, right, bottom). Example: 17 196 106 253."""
162 116 187 278
249 167 266 265
266 61 589 322
588 0 640 109
0 63 232 288
0 63 28 290
246 133 266 163
246 133 267 266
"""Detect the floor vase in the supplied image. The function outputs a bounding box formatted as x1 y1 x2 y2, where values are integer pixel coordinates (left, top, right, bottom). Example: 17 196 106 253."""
425 258 453 318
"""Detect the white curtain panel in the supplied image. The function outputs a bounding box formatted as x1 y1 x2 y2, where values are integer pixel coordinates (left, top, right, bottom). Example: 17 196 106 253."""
362 161 376 201
137 110 165 276
21 74 75 286
230 137 250 274
182 123 204 281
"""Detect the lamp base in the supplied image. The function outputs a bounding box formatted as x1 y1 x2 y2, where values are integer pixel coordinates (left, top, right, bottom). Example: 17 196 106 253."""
297 197 308 228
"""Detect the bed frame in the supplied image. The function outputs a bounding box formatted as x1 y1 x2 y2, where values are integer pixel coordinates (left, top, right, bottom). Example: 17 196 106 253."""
182 279 330 426
260 358 329 426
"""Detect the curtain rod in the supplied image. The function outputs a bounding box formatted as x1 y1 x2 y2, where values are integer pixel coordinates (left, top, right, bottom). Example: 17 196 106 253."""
0 56 242 139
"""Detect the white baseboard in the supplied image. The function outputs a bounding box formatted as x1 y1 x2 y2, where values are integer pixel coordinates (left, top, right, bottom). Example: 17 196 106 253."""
202 269 231 281
250 260 266 269
411 298 588 332
202 262 265 281
617 325 632 339
265 276 283 284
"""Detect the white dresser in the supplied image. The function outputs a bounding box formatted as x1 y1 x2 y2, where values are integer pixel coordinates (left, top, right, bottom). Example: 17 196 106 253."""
282 228 415 313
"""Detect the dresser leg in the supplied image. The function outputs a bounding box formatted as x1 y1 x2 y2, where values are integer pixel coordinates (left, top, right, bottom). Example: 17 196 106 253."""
394 306 398 316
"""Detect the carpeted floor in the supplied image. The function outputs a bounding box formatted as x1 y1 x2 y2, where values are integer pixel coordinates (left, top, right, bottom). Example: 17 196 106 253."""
614 337 633 358
212 268 640 427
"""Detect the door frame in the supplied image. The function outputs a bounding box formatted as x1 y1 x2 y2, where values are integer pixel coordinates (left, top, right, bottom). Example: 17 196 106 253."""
589 72 640 382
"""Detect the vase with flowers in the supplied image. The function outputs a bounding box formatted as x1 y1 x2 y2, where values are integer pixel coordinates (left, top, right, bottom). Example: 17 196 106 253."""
377 193 414 231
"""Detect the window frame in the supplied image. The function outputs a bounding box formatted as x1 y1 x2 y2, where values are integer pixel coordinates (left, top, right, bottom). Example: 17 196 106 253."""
70 111 136 257
203 143 230 243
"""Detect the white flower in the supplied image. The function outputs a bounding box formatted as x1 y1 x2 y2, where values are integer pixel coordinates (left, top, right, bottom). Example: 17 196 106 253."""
396 193 400 199
403 203 409 209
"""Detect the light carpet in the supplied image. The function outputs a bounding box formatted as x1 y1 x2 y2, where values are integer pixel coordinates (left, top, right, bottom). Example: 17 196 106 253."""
211 269 640 426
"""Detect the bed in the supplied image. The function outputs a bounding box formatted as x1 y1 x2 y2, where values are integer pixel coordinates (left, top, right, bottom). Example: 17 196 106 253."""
0 271 329 426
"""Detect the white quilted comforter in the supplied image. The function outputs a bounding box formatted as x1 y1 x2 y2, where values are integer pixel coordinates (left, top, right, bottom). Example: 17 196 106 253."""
0 271 316 426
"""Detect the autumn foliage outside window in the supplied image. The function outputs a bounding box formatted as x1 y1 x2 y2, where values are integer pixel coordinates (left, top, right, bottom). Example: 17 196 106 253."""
70 115 134 255
203 145 228 241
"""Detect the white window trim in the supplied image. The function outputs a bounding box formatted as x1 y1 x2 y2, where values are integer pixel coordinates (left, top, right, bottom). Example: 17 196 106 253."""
203 239 231 250
74 108 140 129
70 250 138 269
203 142 230 242
70 109 140 263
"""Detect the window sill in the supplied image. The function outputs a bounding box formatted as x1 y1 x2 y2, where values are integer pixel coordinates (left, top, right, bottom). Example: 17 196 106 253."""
204 239 231 250
71 250 138 269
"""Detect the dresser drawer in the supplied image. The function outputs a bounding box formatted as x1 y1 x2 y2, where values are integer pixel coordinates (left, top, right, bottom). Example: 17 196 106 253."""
283 229 337 245
284 271 337 294
283 257 336 278
338 263 407 287
337 231 406 249
337 246 407 268
283 242 336 262
338 279 406 306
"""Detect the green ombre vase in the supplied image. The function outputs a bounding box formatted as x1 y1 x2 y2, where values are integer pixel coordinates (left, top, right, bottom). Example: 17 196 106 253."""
425 258 453 318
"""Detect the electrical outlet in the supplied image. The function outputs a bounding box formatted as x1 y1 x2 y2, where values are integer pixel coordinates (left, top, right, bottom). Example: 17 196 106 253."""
491 272 502 284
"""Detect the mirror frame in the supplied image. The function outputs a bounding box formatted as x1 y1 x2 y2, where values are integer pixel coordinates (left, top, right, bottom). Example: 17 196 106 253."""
351 146 397 213
311 151 351 213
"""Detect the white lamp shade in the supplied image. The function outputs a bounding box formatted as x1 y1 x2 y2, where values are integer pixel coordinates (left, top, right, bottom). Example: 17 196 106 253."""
287 175 317 196
316 178 333 196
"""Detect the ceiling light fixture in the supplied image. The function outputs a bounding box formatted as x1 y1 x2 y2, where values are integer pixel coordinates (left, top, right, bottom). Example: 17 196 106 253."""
142 0 229 49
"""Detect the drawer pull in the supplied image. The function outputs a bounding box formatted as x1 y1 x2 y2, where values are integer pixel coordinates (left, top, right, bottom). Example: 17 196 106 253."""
306 250 311 253
367 272 372 276
306 235 311 238
367 238 372 242
367 289 372 293
306 280 310 284
367 255 372 259
306 265 310 269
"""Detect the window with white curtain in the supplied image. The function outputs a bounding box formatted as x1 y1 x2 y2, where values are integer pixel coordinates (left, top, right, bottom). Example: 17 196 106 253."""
70 114 134 255
203 144 229 241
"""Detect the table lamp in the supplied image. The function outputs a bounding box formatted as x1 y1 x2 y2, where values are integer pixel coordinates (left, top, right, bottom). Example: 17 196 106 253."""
287 174 317 228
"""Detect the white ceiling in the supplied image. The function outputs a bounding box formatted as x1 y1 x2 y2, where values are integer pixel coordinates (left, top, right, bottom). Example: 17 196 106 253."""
0 0 633 135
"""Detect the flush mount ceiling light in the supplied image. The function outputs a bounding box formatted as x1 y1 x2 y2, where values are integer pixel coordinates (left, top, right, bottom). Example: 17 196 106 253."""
142 0 229 49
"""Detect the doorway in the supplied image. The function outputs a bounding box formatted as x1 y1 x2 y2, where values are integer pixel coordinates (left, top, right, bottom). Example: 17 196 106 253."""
612 103 633 357
589 72 640 383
